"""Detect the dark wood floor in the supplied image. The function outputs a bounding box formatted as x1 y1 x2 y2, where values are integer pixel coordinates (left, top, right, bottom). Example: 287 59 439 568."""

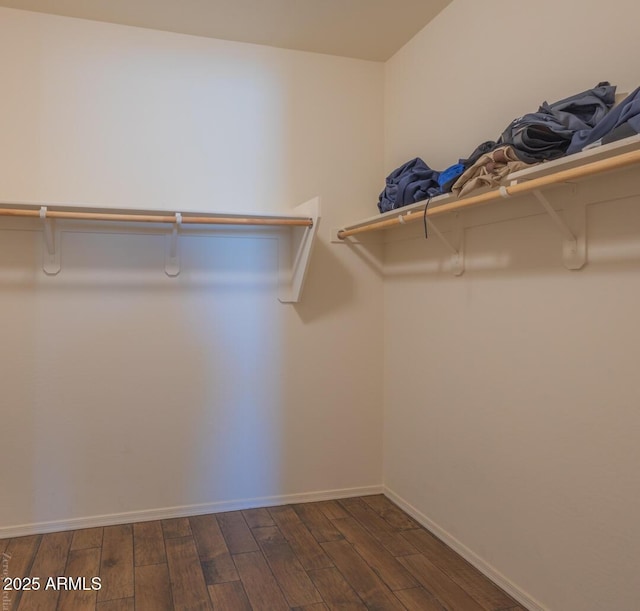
1 495 526 610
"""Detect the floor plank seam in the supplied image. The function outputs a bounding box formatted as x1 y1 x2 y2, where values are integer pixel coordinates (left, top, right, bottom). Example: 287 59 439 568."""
2 497 527 611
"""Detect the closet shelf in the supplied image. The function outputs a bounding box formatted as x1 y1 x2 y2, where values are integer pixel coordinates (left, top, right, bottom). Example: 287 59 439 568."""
335 136 640 274
0 198 320 303
337 140 640 241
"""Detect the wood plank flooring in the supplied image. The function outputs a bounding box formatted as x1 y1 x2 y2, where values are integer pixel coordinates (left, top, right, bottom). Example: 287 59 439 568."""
0 495 526 610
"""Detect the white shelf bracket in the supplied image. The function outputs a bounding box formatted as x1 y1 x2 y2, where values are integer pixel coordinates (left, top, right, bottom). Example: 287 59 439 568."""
426 214 464 276
278 197 320 303
165 212 182 277
39 206 61 275
532 190 586 270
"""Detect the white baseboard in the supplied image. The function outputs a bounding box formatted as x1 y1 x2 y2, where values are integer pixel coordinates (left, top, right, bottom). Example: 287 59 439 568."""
383 487 547 611
0 484 383 539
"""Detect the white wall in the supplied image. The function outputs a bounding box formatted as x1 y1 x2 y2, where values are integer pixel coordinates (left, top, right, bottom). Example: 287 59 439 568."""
383 2 640 611
0 8 385 534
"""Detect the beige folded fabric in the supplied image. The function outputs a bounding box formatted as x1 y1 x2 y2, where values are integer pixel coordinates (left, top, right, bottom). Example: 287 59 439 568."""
452 146 536 198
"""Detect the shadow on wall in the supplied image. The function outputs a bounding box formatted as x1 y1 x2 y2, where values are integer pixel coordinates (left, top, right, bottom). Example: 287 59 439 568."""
292 238 355 324
0 31 385 528
0 225 288 529
382 193 640 280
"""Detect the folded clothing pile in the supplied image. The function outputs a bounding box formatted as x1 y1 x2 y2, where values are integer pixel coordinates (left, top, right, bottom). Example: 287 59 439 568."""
377 79 640 214
499 82 616 162
378 158 440 213
567 87 640 154
451 146 531 198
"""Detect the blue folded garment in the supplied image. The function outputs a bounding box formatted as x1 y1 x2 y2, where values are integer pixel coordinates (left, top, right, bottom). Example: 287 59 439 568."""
438 163 465 193
378 158 440 213
499 82 617 162
567 87 640 154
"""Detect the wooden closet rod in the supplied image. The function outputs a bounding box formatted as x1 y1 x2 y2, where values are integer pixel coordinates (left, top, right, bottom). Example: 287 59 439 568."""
338 147 640 239
0 207 313 227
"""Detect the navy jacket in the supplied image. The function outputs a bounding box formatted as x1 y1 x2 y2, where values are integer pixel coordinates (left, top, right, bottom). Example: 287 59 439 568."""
499 82 616 162
378 158 440 213
567 87 640 154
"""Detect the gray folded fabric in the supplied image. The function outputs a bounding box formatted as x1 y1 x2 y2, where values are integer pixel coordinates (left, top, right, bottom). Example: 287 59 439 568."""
567 86 640 154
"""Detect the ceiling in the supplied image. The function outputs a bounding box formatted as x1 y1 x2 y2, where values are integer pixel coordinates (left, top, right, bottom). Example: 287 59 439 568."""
0 0 452 61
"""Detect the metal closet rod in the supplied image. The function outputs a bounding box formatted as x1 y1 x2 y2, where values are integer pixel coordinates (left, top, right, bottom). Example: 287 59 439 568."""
0 206 313 227
338 147 640 239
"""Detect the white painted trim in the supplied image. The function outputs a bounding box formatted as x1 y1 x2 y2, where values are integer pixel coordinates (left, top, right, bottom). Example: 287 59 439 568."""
383 487 547 611
0 485 383 539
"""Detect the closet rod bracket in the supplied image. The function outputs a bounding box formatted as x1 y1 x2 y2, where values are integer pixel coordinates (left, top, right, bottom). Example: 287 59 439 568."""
532 190 586 270
40 206 61 275
165 212 182 277
278 197 320 303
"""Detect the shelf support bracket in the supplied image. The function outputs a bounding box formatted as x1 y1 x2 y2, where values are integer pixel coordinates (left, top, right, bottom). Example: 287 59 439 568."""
278 197 320 303
165 212 182 277
532 190 586 270
40 206 61 275
426 214 464 276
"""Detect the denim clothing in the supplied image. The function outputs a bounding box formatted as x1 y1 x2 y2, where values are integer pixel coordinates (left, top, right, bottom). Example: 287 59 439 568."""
567 87 640 154
499 82 616 162
378 158 440 213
